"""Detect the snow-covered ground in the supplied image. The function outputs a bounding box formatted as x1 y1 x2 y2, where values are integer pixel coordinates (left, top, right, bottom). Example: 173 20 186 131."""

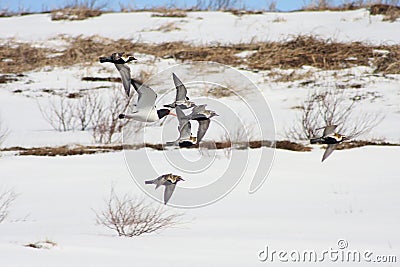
0 148 399 266
0 9 399 266
0 9 399 45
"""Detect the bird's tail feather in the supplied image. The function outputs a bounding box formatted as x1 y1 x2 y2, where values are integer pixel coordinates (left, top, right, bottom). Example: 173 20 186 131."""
145 180 154 184
99 56 112 63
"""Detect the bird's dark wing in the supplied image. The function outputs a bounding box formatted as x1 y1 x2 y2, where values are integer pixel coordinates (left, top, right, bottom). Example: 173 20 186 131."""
322 144 337 162
323 125 338 136
191 104 207 114
176 106 191 140
131 80 157 110
115 64 131 96
172 73 188 101
196 119 210 144
163 183 176 204
145 175 167 189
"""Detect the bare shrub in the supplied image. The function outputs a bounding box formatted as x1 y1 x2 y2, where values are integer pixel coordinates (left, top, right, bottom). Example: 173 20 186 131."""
73 92 103 131
267 0 277 12
0 187 17 223
118 1 135 12
286 88 384 140
194 0 239 10
219 121 259 158
39 96 75 132
302 0 333 10
91 90 140 144
268 69 314 82
0 2 32 17
0 116 9 147
221 121 258 144
38 88 142 143
94 188 184 237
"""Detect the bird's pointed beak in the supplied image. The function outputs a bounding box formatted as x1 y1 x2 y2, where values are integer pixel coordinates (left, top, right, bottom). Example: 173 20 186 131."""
169 112 177 117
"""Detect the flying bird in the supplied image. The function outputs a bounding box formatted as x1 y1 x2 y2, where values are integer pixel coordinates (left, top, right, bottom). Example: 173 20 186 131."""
310 125 348 162
119 80 176 122
166 106 196 147
164 73 196 109
99 52 136 96
187 104 218 144
145 174 184 204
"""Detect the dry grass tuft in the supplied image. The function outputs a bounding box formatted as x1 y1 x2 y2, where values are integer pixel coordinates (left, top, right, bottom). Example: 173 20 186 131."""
0 41 56 73
152 22 181 32
2 139 399 156
336 140 399 150
228 9 263 16
275 141 312 151
205 84 235 97
51 7 102 20
374 53 400 74
370 4 400 22
269 69 315 83
50 0 106 21
247 35 397 71
151 9 187 18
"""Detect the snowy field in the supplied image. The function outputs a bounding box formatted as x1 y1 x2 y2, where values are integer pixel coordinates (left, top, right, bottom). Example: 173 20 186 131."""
0 8 399 266
0 148 399 266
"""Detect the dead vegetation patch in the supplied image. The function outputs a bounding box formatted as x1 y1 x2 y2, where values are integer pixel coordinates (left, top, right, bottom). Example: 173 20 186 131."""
228 9 263 16
370 4 400 21
50 0 106 21
151 10 187 18
205 85 235 97
335 140 399 150
51 7 102 20
246 36 397 71
4 140 397 156
81 76 121 82
1 36 400 75
276 140 312 151
151 22 181 32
